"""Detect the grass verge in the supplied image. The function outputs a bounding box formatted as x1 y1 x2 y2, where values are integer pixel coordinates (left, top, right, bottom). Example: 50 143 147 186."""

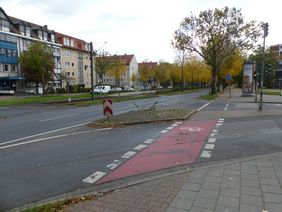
199 94 218 100
20 195 98 212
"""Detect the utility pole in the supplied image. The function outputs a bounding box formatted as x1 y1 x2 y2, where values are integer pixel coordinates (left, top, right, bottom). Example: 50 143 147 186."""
259 22 269 111
90 42 94 101
181 49 184 92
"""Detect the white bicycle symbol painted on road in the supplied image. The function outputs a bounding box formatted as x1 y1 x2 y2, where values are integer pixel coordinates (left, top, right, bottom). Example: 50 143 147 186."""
180 127 204 132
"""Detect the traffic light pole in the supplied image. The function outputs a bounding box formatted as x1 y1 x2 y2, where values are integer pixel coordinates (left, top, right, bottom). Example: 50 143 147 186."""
259 23 268 111
90 42 94 101
259 37 265 111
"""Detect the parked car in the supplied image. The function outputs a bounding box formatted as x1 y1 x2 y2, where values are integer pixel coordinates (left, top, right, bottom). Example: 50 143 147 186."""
90 85 111 94
110 87 123 93
123 86 134 91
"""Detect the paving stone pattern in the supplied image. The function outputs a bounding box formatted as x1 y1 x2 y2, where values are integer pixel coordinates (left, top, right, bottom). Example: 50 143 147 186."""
67 172 190 212
167 153 282 212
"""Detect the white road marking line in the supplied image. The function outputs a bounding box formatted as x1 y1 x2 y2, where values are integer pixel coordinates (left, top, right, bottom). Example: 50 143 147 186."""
216 123 223 126
219 118 225 121
121 151 136 159
208 138 216 143
224 107 228 111
174 121 183 125
200 150 212 158
205 143 215 150
83 171 106 184
0 131 91 150
40 114 79 122
107 160 122 170
166 126 174 130
210 133 218 137
0 121 91 146
95 128 112 131
212 129 218 133
197 103 210 112
134 144 148 151
160 130 168 134
144 138 154 144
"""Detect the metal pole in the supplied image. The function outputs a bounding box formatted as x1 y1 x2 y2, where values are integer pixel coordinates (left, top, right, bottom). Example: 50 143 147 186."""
259 34 266 111
181 50 184 92
90 42 94 101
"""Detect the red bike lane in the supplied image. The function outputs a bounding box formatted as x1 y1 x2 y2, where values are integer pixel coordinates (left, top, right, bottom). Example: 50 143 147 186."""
98 119 217 184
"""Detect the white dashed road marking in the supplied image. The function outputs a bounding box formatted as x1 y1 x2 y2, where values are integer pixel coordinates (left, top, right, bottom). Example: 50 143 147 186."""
121 151 136 159
83 171 106 184
205 143 215 150
134 144 147 151
107 160 122 170
144 138 154 144
200 150 212 158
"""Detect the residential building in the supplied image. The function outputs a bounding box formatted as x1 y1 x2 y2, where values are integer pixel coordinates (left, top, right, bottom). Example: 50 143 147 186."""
55 32 92 89
0 7 62 93
270 44 282 88
99 54 138 88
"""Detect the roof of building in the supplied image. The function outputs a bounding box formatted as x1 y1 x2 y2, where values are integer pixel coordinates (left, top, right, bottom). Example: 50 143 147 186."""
55 32 89 52
138 61 158 69
97 54 135 65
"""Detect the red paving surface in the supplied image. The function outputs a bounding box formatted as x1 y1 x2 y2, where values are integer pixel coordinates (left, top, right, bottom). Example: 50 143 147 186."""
98 119 217 184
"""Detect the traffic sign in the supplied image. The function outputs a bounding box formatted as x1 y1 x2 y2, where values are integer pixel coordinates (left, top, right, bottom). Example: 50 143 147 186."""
103 99 113 117
226 74 232 81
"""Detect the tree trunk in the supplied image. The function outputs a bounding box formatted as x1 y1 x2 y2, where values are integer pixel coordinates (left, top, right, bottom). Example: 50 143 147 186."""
36 82 39 94
42 75 45 95
211 66 217 95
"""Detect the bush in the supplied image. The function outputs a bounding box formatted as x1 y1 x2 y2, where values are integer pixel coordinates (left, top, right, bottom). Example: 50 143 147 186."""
56 88 66 94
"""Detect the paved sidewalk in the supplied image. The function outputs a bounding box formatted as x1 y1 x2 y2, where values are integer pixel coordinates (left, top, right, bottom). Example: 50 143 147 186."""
167 153 282 212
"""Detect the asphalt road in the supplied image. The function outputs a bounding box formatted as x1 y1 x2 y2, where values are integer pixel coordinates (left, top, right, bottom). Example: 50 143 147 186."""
0 90 209 211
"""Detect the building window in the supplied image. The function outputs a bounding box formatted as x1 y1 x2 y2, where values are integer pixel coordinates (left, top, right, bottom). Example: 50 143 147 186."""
4 64 9 72
70 39 74 47
65 62 70 67
43 32 48 41
12 65 17 72
0 19 9 31
72 63 74 67
26 27 31 37
72 72 74 76
63 37 70 46
0 63 3 72
19 25 25 35
38 30 43 40
65 51 71 57
51 34 55 42
84 65 88 70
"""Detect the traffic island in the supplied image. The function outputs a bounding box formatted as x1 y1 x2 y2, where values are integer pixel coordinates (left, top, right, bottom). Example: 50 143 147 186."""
88 108 196 128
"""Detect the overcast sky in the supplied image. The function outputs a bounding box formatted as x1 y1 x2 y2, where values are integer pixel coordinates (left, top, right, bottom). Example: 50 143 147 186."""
0 0 280 63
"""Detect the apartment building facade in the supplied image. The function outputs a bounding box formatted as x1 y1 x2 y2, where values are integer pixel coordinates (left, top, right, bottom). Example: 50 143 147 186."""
56 32 92 89
100 54 138 88
0 7 62 93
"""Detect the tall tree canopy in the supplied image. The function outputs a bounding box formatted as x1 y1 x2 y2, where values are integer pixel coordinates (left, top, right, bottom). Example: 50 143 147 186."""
173 6 261 94
108 58 127 86
248 46 277 88
19 42 55 94
95 50 112 84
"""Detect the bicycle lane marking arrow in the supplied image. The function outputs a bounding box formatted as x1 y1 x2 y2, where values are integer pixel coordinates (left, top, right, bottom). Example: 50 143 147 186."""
97 119 217 184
